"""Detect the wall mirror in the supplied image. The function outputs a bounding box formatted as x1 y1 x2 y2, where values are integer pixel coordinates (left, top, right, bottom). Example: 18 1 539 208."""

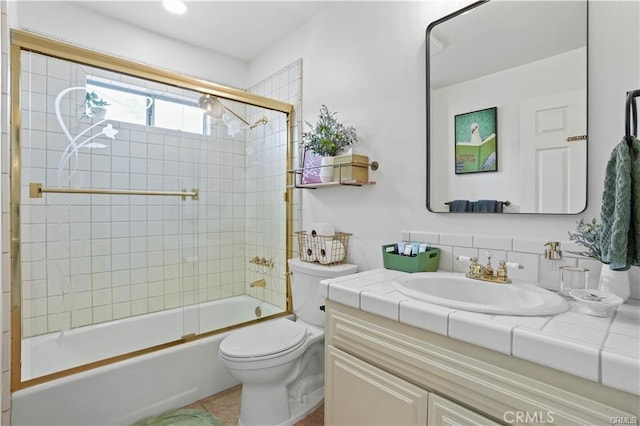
426 0 588 214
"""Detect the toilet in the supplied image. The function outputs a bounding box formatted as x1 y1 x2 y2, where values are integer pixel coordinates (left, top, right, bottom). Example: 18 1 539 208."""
218 258 357 426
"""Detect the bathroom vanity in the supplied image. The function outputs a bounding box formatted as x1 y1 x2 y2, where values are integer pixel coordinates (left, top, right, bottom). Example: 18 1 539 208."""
322 270 640 425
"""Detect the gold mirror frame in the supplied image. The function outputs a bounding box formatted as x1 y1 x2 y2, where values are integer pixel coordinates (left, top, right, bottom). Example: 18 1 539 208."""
10 29 295 390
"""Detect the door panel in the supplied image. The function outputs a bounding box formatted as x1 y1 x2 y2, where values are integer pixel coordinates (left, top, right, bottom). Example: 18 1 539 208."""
520 89 587 213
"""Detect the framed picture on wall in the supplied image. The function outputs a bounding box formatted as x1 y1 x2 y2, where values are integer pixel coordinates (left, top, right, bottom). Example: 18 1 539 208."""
454 107 497 174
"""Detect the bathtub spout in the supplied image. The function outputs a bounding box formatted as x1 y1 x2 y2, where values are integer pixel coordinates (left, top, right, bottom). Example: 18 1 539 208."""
250 279 266 288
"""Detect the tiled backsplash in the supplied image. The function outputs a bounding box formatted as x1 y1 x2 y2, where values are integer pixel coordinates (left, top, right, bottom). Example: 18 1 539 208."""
403 230 640 300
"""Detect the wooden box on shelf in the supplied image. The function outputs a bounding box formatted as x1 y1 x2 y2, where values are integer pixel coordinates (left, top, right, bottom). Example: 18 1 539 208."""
333 153 369 183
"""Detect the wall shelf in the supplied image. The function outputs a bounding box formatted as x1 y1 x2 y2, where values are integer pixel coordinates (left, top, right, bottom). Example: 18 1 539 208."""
287 160 378 189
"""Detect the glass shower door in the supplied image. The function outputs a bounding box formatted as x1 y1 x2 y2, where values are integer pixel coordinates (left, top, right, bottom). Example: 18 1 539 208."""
18 51 202 381
12 31 293 389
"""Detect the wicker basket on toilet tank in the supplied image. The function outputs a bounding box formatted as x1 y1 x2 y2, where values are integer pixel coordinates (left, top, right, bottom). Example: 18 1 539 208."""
296 231 351 266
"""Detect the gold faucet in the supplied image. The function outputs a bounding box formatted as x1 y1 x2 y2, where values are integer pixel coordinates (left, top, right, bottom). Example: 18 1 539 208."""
249 256 273 268
463 252 521 284
250 279 267 288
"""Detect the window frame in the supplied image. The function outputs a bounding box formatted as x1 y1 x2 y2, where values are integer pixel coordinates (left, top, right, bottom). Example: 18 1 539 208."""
86 77 210 135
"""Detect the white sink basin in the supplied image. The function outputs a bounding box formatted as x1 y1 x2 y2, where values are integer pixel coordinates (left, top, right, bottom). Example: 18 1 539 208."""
391 272 569 316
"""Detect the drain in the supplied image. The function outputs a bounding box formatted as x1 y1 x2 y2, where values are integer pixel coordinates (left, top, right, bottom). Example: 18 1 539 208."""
255 306 262 317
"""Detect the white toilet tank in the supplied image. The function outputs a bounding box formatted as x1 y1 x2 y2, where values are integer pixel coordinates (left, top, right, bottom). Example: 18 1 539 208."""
287 258 357 327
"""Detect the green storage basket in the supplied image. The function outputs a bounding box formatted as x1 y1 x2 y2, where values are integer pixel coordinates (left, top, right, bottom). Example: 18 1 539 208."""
381 244 440 273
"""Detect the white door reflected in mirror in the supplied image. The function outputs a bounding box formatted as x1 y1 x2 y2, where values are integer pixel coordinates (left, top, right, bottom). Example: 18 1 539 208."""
520 89 587 213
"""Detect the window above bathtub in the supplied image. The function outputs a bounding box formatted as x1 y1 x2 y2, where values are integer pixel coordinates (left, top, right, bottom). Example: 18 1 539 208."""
86 76 210 135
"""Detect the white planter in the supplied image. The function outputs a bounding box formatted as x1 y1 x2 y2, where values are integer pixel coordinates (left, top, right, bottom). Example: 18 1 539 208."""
598 265 630 302
93 106 108 120
320 156 335 183
85 106 107 120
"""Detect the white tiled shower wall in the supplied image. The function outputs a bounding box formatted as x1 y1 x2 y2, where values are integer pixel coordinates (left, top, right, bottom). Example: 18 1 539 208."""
403 230 640 299
20 52 243 337
245 59 302 307
18 53 299 338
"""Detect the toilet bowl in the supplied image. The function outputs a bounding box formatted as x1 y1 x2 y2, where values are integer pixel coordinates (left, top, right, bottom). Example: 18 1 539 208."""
218 258 357 426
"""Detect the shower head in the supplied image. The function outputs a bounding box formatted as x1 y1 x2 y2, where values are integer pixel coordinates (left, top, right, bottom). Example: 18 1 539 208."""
199 95 269 136
250 117 268 129
198 94 250 126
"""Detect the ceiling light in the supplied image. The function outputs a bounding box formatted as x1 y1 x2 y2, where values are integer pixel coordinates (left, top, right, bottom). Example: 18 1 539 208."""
163 0 187 15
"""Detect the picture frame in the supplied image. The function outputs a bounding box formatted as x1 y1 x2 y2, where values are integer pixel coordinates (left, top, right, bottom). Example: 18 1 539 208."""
454 107 497 174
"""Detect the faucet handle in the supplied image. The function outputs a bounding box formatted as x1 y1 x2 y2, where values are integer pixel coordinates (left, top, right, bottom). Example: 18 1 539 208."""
496 260 525 283
505 262 524 270
484 251 494 275
469 257 482 276
497 260 508 279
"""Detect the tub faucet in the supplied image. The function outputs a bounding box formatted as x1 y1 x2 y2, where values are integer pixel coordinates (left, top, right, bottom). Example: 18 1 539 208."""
250 279 267 288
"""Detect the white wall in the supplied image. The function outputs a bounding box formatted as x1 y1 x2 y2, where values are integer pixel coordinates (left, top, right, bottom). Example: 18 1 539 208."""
11 1 249 89
430 47 587 212
14 0 637 291
1 1 639 420
248 1 640 271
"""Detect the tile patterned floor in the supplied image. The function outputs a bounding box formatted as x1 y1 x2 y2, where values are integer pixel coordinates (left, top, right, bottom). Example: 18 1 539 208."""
184 385 324 425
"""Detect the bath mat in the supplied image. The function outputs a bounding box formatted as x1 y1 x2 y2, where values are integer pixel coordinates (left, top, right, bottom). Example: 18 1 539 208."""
131 408 222 426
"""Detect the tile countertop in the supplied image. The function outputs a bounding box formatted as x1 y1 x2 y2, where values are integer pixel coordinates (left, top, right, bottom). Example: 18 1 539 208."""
319 268 640 396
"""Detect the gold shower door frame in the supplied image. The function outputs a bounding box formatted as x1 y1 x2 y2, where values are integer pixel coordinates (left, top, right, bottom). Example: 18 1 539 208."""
10 30 296 390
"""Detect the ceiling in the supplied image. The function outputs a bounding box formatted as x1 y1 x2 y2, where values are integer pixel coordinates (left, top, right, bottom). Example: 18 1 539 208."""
430 1 587 89
73 1 330 63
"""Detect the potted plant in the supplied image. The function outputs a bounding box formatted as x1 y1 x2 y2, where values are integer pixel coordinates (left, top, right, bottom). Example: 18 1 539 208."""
84 91 110 119
567 218 603 261
303 104 358 183
568 218 630 301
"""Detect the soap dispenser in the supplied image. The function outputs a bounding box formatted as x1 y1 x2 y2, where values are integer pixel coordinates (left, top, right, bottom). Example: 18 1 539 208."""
540 241 562 291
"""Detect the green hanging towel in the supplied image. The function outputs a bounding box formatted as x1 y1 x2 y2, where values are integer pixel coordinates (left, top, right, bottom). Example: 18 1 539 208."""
600 136 640 270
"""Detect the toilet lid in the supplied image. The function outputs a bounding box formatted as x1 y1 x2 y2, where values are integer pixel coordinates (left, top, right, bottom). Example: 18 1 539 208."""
219 319 307 359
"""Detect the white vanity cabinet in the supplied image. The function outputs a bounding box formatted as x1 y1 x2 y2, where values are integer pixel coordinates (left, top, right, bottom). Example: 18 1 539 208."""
326 346 429 425
324 301 639 426
427 394 501 426
327 345 498 426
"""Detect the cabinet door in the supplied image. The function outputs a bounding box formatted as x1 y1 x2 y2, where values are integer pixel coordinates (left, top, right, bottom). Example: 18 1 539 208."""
428 393 501 426
326 346 428 426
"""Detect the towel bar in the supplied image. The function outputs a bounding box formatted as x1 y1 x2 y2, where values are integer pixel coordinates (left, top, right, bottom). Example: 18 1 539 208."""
29 182 199 200
445 200 510 206
625 89 640 146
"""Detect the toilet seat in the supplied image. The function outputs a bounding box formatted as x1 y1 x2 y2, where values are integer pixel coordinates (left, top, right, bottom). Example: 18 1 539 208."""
219 318 307 361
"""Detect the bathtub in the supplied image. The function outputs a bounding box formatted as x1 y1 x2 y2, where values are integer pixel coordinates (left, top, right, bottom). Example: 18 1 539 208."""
12 295 285 426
